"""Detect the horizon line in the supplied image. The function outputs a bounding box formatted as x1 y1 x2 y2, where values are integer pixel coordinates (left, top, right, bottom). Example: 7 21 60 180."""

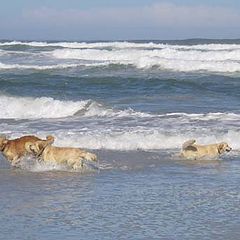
1 37 240 42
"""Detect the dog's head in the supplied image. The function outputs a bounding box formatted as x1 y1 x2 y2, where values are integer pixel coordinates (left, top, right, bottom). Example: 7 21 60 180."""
218 142 232 154
25 136 55 157
0 135 8 151
46 135 54 143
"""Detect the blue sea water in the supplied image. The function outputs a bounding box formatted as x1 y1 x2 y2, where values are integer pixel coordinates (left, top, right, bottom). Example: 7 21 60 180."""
1 39 240 239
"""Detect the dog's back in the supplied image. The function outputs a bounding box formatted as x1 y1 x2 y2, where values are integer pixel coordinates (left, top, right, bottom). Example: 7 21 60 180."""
3 135 41 161
2 135 54 165
42 145 97 164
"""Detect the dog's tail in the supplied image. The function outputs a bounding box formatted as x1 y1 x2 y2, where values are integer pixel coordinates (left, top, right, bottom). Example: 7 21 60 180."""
182 139 196 150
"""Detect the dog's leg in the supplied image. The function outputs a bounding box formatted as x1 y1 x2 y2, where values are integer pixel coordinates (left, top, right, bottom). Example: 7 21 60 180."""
72 159 84 170
67 158 83 170
11 156 21 167
80 151 97 162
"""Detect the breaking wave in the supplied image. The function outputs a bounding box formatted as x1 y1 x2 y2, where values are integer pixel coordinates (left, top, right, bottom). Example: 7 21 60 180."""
1 41 240 72
0 95 89 119
5 127 239 151
0 95 150 119
52 48 240 72
1 94 240 150
52 129 240 151
2 40 240 51
1 94 240 121
0 62 89 70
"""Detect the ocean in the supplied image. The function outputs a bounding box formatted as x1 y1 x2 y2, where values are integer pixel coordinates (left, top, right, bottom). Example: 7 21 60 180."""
0 39 240 239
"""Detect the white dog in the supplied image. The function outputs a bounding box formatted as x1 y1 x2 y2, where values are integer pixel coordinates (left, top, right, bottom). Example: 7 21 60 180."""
180 139 232 160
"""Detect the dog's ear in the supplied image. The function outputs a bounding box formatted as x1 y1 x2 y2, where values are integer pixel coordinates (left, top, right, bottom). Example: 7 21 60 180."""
218 143 225 154
0 139 8 151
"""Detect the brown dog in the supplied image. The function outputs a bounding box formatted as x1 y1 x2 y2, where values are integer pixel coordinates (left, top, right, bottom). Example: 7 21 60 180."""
25 137 97 170
0 135 54 166
180 139 232 160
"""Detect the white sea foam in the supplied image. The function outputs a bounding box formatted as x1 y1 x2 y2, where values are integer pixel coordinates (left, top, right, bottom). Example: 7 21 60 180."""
2 41 240 73
40 111 240 151
1 107 240 151
0 62 83 70
77 101 151 118
1 41 240 51
52 48 240 62
1 93 240 121
17 155 97 172
34 128 240 151
17 156 68 172
0 95 90 119
2 127 240 151
0 95 151 119
1 59 239 73
165 112 240 121
51 47 240 73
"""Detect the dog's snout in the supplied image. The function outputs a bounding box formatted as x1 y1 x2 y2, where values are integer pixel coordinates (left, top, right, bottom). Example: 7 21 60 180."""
226 147 232 152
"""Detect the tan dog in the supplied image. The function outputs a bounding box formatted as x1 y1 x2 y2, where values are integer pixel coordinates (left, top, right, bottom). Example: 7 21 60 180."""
180 139 232 160
25 137 97 170
0 135 54 166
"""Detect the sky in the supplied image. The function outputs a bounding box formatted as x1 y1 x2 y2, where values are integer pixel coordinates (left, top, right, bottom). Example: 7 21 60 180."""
1 0 240 40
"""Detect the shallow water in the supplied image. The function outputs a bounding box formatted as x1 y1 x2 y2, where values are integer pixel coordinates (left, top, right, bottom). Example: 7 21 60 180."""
1 39 240 239
1 151 240 240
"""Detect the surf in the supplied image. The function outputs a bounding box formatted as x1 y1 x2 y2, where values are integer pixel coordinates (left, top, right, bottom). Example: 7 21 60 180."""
2 40 240 73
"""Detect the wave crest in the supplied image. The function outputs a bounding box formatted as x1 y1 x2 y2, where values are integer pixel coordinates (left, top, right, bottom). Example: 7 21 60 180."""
52 47 240 73
0 95 150 119
2 41 240 51
41 129 240 151
2 41 240 73
0 95 90 119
